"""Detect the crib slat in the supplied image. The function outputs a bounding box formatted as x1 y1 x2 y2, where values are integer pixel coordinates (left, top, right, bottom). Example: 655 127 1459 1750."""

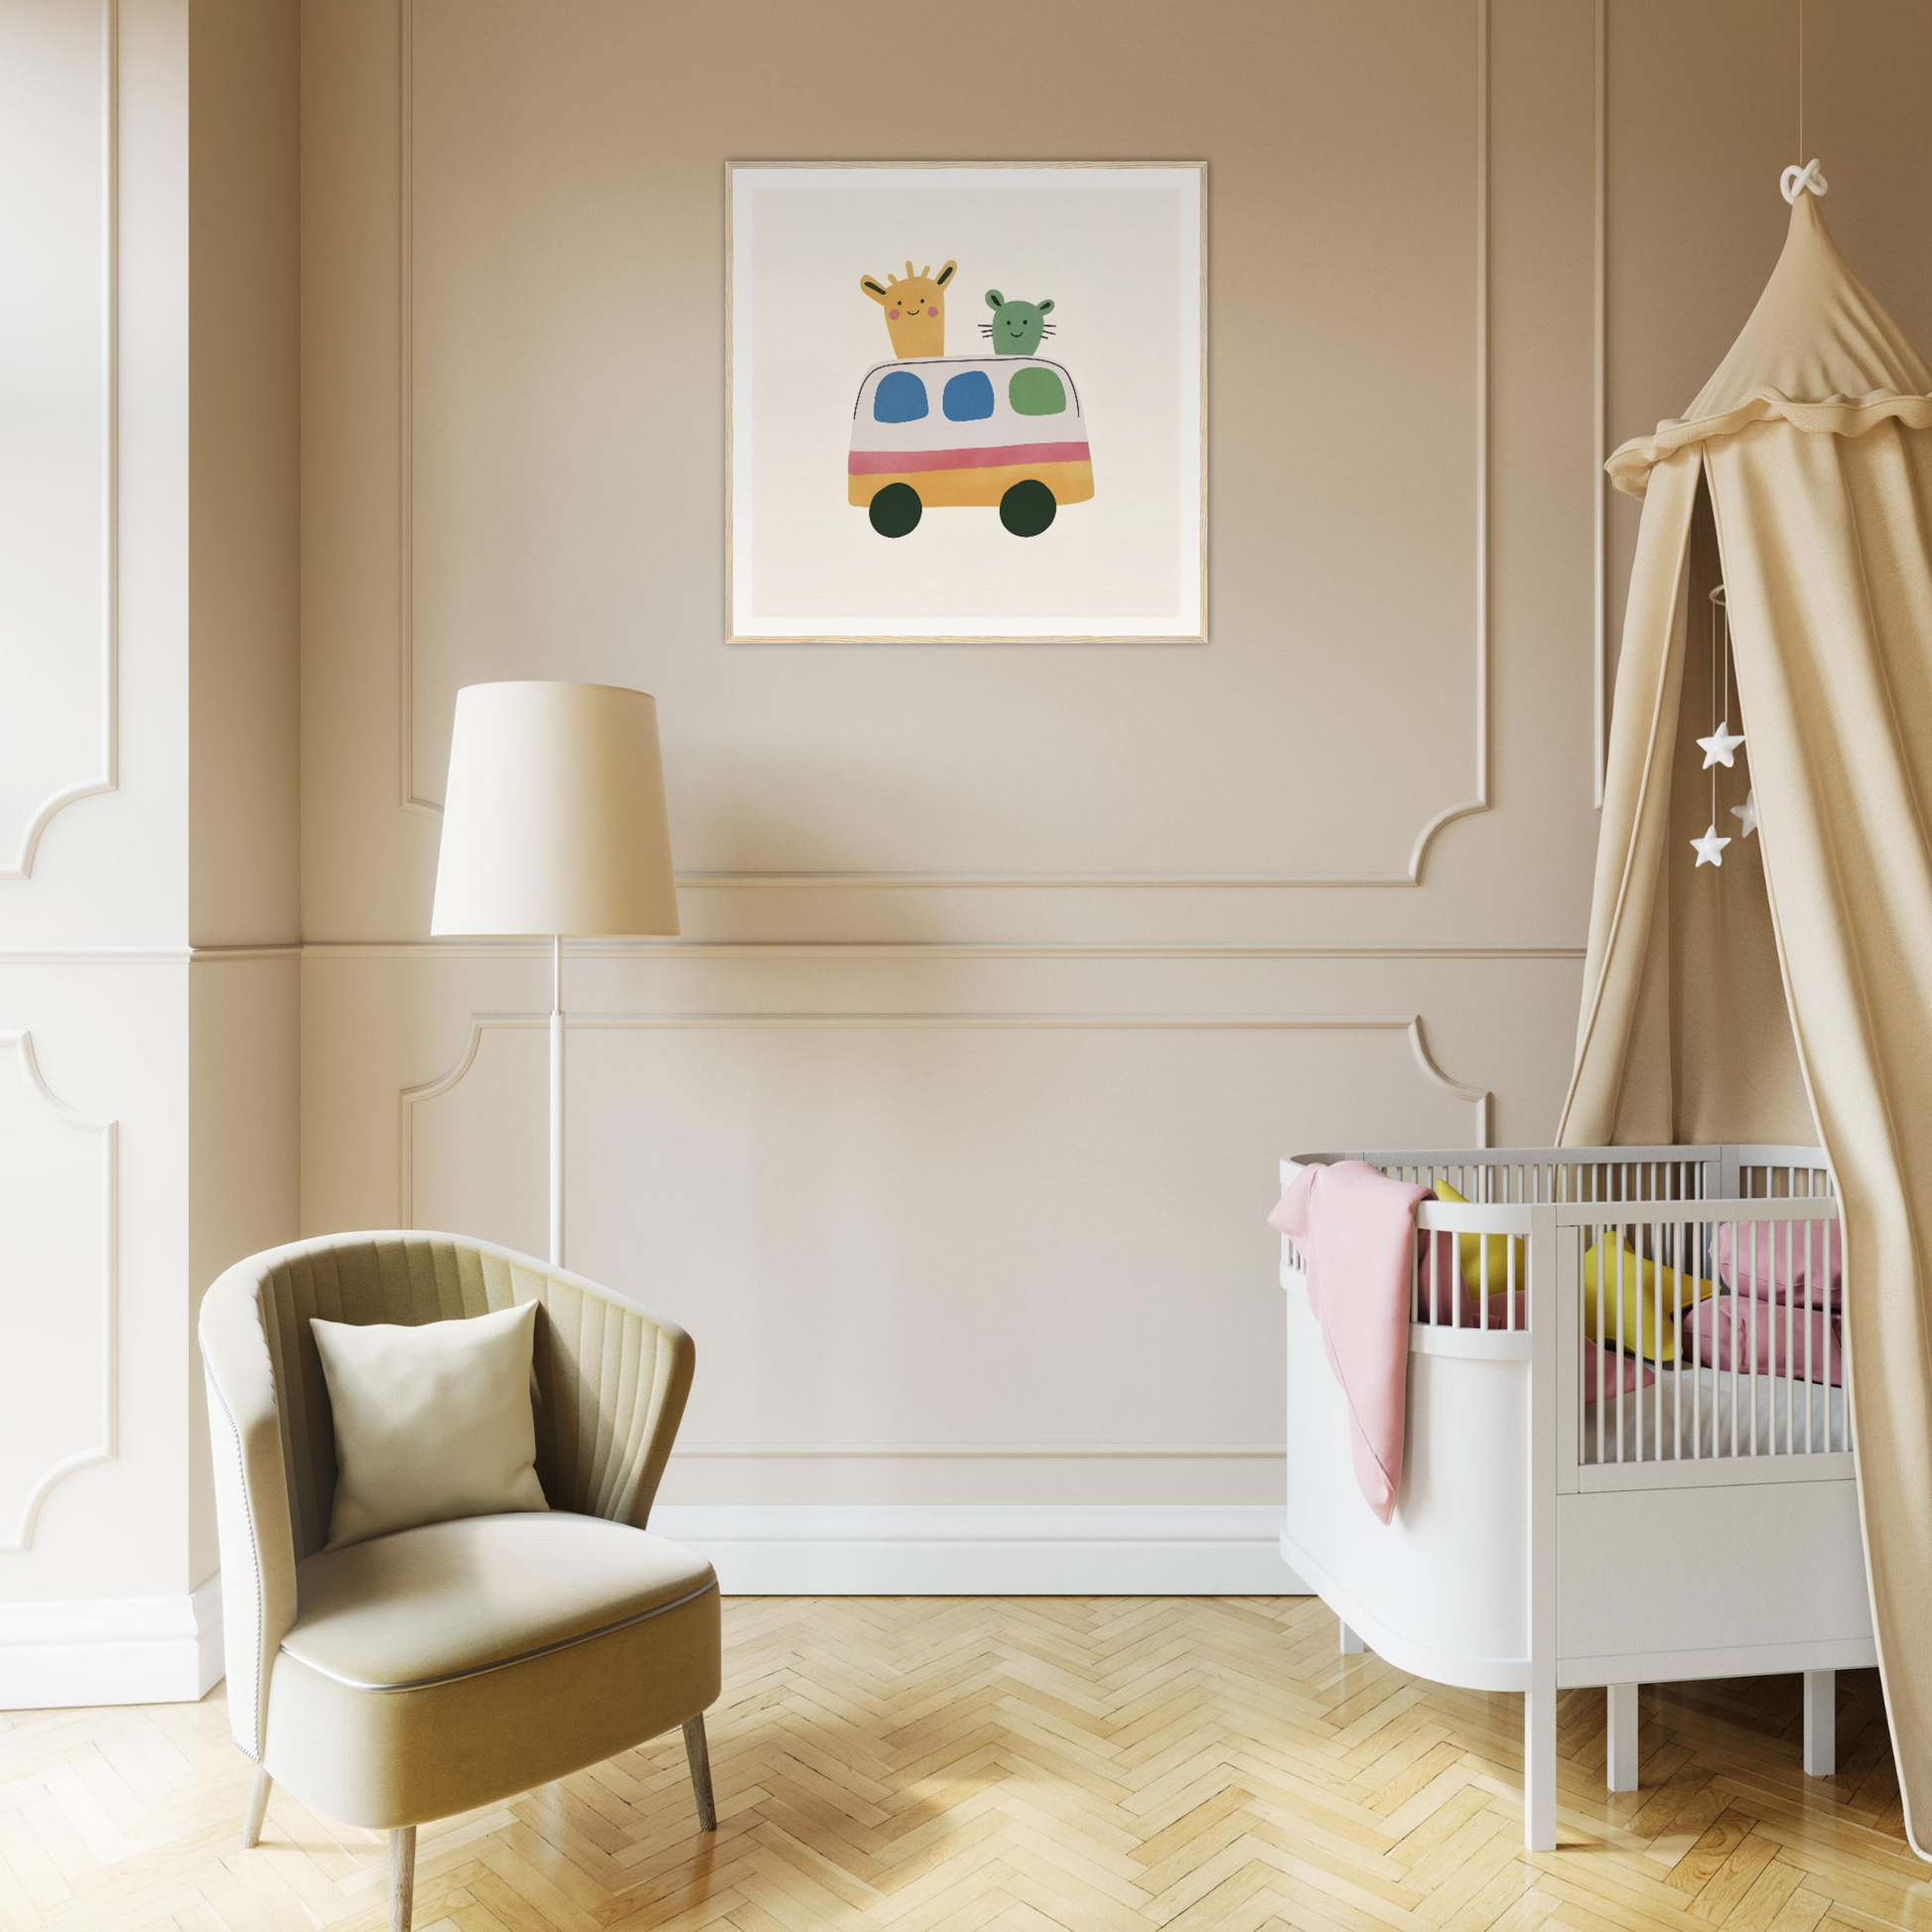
1652 1214 1663 1463
1748 1219 1760 1457
1616 1218 1628 1465
1800 1213 1816 1452
1593 1221 1604 1466
1672 1211 1683 1462
1691 1205 1702 1459
1783 1217 1795 1455
1738 1220 1753 1452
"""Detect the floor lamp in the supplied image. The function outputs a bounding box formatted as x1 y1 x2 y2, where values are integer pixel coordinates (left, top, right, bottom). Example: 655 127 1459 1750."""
430 681 679 1268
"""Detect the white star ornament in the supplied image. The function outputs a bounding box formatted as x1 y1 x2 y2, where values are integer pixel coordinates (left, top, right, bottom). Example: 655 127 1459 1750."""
1730 790 1759 838
1691 824 1731 869
1698 722 1746 768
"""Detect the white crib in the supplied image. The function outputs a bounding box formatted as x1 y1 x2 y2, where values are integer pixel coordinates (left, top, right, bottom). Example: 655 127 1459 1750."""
1278 1145 1875 1852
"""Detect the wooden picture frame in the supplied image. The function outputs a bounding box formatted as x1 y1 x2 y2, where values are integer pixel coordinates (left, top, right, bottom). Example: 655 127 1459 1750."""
727 162 1206 642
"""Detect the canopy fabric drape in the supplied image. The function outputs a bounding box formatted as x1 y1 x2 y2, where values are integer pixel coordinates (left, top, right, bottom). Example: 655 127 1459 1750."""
1560 188 1932 1860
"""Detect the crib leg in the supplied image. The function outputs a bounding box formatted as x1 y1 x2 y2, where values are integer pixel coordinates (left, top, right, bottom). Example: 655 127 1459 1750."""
1803 1669 1836 1777
1338 1617 1365 1656
1606 1683 1640 1792
1524 1683 1557 1853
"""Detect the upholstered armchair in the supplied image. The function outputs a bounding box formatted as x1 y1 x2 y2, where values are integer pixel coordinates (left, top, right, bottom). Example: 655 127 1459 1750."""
199 1232 721 1932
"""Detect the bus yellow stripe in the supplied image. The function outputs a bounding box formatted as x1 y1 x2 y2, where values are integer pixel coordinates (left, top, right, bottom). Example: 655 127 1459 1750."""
850 461 1095 510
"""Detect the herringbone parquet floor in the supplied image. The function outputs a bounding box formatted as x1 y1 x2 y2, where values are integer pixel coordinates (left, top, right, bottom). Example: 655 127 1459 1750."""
0 1595 1921 1932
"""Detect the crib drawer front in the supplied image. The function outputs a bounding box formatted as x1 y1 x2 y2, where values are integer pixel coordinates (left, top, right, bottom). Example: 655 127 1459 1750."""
1556 1479 1874 1680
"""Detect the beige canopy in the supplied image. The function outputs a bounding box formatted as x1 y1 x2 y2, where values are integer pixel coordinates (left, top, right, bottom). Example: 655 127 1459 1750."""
1560 184 1932 1860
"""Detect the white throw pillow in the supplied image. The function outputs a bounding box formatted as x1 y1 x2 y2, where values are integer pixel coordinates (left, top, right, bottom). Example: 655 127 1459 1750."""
312 1301 549 1551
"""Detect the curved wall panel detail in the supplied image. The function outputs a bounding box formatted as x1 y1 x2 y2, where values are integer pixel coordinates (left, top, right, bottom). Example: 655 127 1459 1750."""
0 1033 118 1551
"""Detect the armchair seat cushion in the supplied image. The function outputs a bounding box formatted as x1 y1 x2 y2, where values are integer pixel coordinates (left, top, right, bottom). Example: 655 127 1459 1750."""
263 1511 720 1829
284 1510 713 1687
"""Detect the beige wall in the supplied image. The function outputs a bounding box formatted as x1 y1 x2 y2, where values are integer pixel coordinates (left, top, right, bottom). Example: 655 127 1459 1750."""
303 0 1932 1537
6 0 1929 1636
299 0 1603 1542
11 0 1930 1671
189 0 302 947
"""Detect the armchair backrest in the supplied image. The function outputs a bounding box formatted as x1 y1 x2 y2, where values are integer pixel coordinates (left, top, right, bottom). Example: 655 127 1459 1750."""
198 1231 695 1757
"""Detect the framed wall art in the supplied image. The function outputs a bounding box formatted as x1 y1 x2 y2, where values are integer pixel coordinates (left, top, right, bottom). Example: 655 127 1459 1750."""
727 163 1205 642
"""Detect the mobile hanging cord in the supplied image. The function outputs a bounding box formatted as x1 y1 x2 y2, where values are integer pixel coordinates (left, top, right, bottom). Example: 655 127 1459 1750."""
1782 0 1828 204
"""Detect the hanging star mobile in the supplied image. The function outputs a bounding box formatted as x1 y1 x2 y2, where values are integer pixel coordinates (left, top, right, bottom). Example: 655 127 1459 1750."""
1692 824 1732 868
1690 585 1745 869
1698 721 1746 767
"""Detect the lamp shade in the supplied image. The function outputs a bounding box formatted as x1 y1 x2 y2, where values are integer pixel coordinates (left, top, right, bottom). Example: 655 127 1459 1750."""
431 681 679 937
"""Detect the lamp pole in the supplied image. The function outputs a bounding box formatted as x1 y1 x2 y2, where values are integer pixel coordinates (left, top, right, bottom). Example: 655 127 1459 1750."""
549 935 565 1268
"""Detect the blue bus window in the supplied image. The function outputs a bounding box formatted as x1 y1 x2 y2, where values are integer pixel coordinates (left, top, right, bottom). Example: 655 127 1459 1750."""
942 370 994 422
874 371 928 423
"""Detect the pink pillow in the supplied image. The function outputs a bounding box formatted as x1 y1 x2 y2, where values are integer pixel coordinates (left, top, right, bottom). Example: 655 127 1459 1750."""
1583 1346 1655 1402
1683 1294 1844 1386
1716 1216 1842 1309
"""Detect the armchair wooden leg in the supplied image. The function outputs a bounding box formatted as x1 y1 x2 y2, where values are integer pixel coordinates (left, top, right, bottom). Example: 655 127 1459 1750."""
240 1766 271 1850
683 1715 717 1832
389 1825 416 1932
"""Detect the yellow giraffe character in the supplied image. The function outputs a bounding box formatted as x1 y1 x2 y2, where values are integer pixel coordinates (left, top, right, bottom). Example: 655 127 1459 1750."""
859 260 957 359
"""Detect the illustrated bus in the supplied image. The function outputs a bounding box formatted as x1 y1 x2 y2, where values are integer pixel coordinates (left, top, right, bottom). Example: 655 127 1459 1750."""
848 354 1095 539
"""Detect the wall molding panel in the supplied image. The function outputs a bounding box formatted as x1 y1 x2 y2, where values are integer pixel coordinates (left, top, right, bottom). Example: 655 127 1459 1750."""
394 0 1494 891
291 0 1618 1561
0 1033 119 1553
398 1007 1490 1226
2 0 121 882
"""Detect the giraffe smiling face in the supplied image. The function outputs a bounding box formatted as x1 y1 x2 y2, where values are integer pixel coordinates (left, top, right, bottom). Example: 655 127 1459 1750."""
860 259 957 358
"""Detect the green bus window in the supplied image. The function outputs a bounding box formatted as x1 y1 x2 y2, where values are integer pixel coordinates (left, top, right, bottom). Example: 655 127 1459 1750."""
1008 366 1066 416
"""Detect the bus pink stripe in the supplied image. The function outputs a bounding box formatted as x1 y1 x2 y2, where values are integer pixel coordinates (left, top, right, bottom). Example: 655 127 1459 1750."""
848 441 1090 476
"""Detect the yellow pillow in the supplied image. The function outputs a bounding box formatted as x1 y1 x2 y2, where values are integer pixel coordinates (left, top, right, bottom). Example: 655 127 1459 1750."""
1582 1233 1716 1363
1433 1178 1526 1296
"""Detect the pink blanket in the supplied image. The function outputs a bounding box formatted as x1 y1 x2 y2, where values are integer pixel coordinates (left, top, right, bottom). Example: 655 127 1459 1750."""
1270 1160 1427 1524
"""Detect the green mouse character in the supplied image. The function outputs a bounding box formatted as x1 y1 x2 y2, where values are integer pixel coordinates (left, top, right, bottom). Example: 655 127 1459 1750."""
980 290 1056 356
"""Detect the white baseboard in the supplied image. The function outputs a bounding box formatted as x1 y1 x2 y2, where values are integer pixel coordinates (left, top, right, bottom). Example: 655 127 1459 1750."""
0 1576 223 1710
0 1513 1300 1713
650 1504 1306 1595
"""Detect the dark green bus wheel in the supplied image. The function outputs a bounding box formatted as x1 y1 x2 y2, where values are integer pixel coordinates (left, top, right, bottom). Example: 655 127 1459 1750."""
869 483 922 538
1000 479 1056 537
